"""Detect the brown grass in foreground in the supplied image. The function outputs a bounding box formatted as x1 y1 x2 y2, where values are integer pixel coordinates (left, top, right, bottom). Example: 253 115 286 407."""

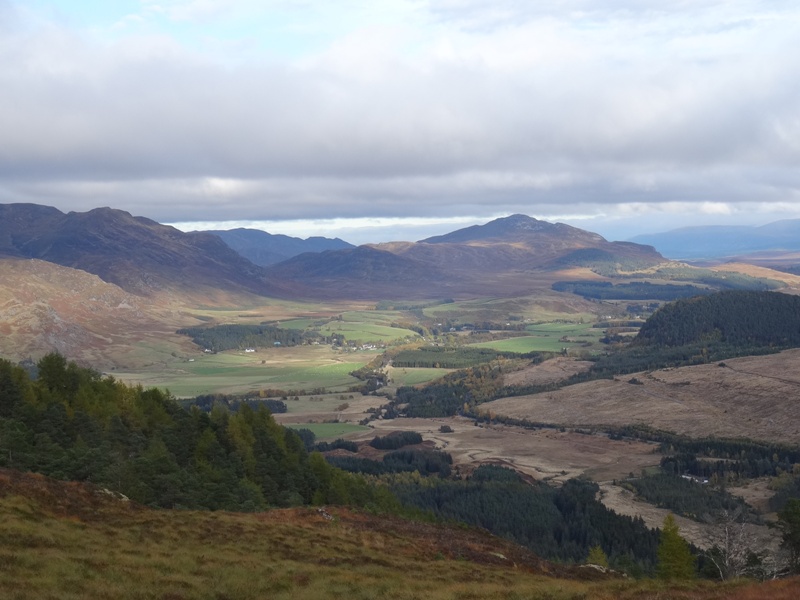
1 468 799 600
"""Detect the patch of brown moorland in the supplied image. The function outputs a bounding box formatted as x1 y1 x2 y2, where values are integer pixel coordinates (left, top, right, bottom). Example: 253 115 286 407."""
350 417 662 484
0 468 141 519
503 356 594 387
482 349 800 444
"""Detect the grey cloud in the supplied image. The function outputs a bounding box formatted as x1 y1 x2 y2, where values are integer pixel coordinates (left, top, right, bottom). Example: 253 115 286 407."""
0 1 798 227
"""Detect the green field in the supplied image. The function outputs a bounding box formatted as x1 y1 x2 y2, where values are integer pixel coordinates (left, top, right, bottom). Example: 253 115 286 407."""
525 322 599 335
340 310 406 324
388 367 451 387
469 322 604 353
282 393 360 414
468 336 572 353
317 321 418 343
284 422 370 440
114 347 378 397
274 318 321 330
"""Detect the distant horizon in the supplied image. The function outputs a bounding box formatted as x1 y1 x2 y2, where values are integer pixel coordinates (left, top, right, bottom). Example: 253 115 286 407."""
167 211 798 247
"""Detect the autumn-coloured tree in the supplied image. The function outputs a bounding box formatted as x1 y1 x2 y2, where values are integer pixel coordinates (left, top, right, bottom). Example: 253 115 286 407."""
657 514 696 580
587 544 609 568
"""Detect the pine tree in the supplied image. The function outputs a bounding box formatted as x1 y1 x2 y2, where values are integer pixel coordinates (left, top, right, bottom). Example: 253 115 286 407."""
657 514 696 579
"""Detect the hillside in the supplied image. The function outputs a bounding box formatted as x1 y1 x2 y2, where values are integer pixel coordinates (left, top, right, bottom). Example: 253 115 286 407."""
0 204 282 297
0 257 207 369
634 290 800 348
264 245 455 299
3 468 800 600
482 349 800 444
388 214 664 274
210 228 354 266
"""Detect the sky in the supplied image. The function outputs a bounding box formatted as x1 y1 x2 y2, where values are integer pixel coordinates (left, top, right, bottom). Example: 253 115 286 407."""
1 1 799 244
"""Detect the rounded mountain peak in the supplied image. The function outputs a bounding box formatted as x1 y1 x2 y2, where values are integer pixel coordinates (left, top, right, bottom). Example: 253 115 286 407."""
421 214 605 245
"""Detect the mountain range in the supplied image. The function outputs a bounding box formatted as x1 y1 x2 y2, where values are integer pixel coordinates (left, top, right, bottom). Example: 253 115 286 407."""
0 204 667 301
629 219 800 265
0 204 281 298
209 228 354 266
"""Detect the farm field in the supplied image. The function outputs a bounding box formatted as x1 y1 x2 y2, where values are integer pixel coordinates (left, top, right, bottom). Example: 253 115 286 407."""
469 335 582 353
525 322 604 335
466 322 605 353
316 321 418 343
386 366 452 387
272 317 322 330
114 345 380 397
278 391 386 418
283 422 370 440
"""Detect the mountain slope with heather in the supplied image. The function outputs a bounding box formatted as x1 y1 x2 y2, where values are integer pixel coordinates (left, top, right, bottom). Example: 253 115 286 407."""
2 467 799 600
0 204 283 297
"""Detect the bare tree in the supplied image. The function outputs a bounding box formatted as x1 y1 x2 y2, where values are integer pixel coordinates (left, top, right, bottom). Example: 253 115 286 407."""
704 509 752 580
705 509 790 581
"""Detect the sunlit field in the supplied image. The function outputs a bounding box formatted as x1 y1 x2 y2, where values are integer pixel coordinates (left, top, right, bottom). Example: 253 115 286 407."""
468 322 605 353
114 346 380 397
283 422 370 439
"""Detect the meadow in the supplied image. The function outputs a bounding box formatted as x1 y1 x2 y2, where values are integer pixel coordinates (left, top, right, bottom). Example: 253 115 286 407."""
387 367 453 387
114 345 380 397
468 322 605 353
283 422 370 439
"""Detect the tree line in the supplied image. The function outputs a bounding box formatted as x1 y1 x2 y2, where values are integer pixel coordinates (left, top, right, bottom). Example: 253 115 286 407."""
391 346 534 369
0 354 397 512
176 323 325 352
552 280 712 301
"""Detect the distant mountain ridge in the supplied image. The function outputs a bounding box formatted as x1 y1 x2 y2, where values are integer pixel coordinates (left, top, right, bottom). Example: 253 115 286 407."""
422 214 605 245
266 214 666 298
1 204 666 301
377 214 662 275
209 228 354 266
629 219 800 260
0 204 280 297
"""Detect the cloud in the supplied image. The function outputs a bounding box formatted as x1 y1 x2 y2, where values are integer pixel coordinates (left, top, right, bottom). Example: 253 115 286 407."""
0 1 799 238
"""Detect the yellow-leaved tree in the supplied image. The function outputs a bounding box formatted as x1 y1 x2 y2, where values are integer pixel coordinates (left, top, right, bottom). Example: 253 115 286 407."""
657 514 696 580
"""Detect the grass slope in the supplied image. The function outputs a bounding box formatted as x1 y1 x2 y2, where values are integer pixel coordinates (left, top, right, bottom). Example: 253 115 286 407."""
2 469 800 600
